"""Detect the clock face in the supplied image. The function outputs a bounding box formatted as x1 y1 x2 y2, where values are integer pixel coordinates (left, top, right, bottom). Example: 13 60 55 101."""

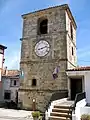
35 40 50 57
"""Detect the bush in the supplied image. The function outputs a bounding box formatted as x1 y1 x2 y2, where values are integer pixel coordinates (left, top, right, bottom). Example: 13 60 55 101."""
32 111 40 118
81 114 90 120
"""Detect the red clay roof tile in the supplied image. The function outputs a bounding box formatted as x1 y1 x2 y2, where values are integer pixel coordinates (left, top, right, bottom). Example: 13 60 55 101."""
2 70 20 76
67 66 90 71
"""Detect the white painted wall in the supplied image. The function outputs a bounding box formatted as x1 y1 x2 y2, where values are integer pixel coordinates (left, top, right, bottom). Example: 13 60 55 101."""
75 99 87 120
0 54 3 68
84 73 90 104
0 53 3 81
10 84 19 102
72 102 90 120
80 107 90 115
72 99 87 120
65 11 76 45
67 70 90 104
1 77 19 102
0 70 1 82
72 99 90 120
65 11 77 69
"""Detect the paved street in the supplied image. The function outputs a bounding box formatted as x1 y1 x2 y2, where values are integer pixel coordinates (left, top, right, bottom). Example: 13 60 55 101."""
0 108 33 120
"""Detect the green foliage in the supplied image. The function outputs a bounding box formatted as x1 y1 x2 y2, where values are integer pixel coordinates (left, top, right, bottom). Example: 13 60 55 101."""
32 111 40 118
81 114 90 120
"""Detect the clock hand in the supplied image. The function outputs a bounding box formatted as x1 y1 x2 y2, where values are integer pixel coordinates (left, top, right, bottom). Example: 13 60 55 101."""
38 46 48 50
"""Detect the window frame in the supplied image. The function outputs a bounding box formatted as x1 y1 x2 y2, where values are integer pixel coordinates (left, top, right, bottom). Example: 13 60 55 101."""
70 22 73 40
10 79 18 87
37 17 48 35
32 79 37 86
4 90 11 100
14 80 16 86
72 47 74 56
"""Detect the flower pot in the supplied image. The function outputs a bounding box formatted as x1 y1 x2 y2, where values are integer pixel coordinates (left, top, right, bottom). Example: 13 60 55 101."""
81 114 90 120
33 117 39 120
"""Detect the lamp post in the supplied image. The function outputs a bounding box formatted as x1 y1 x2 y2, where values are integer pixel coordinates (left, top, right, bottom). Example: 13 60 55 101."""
32 99 36 111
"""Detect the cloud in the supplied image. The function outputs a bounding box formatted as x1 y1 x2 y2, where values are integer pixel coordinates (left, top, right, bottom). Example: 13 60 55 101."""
77 45 90 58
77 46 90 53
77 46 90 66
78 50 90 59
76 16 90 65
1 0 90 68
4 51 20 70
0 0 11 13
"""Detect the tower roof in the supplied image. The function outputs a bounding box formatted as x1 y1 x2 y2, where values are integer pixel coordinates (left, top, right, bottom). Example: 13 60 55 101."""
22 4 77 29
66 66 90 71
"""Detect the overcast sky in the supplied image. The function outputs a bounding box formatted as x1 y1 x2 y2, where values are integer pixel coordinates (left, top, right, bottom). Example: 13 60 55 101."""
0 0 90 69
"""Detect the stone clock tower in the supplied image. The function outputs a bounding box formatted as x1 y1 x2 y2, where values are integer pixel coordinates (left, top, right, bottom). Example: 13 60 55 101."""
18 4 77 112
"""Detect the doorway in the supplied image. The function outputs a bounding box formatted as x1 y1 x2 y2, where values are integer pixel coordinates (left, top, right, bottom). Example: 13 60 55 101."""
70 78 82 100
15 91 18 104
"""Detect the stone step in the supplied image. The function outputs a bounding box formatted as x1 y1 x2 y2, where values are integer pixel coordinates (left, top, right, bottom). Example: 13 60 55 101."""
52 108 72 113
49 116 70 120
50 112 72 118
54 105 73 109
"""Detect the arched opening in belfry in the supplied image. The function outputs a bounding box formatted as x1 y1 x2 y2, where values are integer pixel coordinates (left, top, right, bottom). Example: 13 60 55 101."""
37 17 48 35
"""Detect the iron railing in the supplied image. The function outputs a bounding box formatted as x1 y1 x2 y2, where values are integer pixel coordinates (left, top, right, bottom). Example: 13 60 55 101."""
46 90 68 111
73 92 86 110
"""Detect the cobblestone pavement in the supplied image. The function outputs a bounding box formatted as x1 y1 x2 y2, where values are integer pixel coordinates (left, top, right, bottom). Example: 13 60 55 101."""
0 108 33 120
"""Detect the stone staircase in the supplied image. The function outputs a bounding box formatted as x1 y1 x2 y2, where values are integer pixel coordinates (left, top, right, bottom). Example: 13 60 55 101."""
49 101 74 120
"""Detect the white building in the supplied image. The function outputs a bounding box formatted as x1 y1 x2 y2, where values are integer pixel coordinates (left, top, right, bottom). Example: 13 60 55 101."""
0 44 7 82
46 66 90 120
66 66 90 104
0 69 20 103
66 66 90 120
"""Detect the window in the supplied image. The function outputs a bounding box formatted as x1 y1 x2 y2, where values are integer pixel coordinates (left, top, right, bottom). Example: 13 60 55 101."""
70 22 73 40
10 79 18 87
72 47 74 56
14 80 16 86
32 79 37 86
4 91 11 100
37 18 48 35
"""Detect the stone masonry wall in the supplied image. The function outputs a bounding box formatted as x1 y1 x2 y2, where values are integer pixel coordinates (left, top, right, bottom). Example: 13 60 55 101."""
19 5 77 111
18 89 68 112
22 8 66 38
18 90 52 112
20 60 67 90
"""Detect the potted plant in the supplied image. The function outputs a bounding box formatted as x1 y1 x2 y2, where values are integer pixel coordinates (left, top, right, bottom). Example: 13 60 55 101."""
32 111 40 120
81 114 90 120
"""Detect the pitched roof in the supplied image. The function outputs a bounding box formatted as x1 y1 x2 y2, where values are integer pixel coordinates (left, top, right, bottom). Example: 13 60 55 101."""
22 4 77 29
66 66 90 71
22 4 67 16
2 70 20 77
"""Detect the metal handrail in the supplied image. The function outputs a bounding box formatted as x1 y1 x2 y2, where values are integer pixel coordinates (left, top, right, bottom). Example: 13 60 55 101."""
46 90 68 111
73 92 86 110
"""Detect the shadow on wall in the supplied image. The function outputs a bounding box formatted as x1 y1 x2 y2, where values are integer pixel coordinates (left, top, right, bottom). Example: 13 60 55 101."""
46 90 68 111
